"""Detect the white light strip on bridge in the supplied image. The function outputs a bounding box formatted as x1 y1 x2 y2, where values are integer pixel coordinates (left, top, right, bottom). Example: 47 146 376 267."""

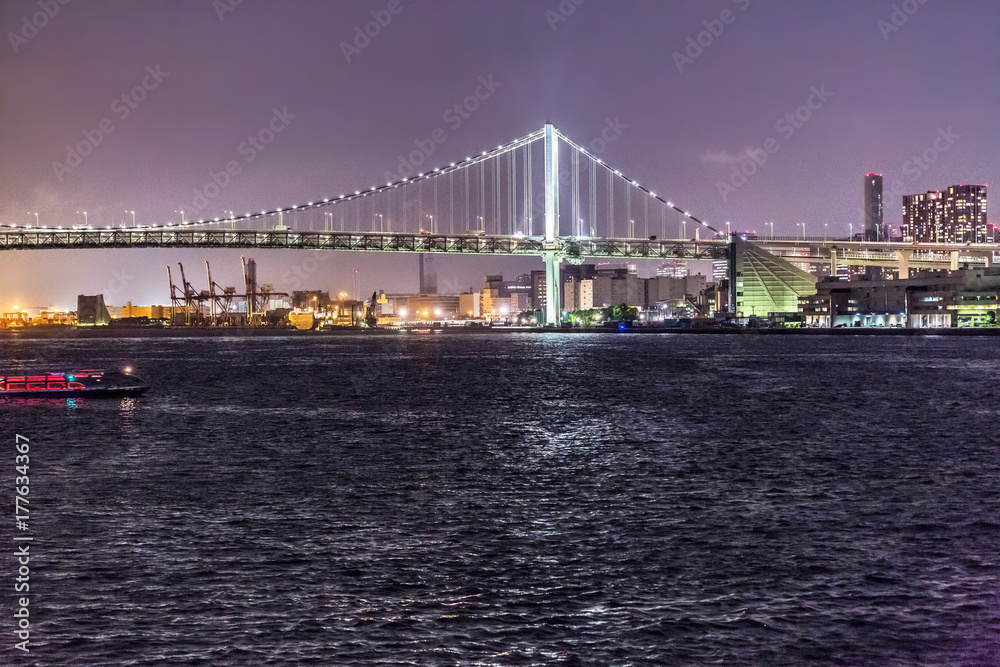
553 129 724 238
2 129 546 234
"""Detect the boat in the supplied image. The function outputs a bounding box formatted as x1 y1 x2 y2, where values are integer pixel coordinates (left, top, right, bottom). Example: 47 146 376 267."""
0 369 150 398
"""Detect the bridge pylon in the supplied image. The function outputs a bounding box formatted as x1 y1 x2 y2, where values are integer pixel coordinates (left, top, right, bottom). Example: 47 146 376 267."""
543 123 560 326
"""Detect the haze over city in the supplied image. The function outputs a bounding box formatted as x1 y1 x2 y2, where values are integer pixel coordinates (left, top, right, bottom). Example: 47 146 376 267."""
1 0 998 309
5 4 1000 664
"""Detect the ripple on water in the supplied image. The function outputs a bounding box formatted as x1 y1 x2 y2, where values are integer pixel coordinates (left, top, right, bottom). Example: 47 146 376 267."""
3 334 1000 664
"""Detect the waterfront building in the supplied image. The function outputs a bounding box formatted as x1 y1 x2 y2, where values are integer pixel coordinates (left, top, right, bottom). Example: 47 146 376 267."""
459 292 480 318
703 280 729 316
799 267 1000 327
645 275 706 306
482 274 533 319
380 294 459 320
531 264 599 312
530 269 547 311
592 274 644 308
729 237 817 318
120 303 173 320
902 184 987 243
563 277 594 311
712 259 727 283
292 290 330 311
77 294 111 326
656 260 688 278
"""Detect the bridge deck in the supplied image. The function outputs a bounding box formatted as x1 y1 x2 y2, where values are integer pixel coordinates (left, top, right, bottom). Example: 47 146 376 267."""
0 230 728 260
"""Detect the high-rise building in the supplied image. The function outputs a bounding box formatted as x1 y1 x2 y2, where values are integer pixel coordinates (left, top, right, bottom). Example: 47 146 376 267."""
864 174 884 241
902 185 987 243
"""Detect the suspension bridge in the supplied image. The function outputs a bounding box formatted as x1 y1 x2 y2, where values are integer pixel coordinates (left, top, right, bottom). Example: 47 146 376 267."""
3 124 998 322
2 125 732 325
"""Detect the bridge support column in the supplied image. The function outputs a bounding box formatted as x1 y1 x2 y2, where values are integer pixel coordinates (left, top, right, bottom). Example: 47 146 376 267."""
951 250 960 271
543 123 559 242
544 251 560 326
896 250 911 280
543 123 561 326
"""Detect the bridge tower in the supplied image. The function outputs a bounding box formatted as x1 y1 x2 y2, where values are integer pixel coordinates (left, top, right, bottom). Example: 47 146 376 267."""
543 123 560 326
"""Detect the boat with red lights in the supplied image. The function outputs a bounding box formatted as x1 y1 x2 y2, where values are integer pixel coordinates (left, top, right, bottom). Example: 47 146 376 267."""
0 369 150 398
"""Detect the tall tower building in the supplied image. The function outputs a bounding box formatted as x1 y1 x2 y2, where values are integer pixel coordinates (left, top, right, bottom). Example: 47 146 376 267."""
902 185 987 243
418 254 437 294
864 174 884 241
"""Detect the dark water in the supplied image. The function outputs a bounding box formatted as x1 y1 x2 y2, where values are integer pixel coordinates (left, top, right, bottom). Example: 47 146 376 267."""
2 333 999 665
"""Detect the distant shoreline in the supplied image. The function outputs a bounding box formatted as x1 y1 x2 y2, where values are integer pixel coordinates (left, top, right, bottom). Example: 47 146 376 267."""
1 325 999 339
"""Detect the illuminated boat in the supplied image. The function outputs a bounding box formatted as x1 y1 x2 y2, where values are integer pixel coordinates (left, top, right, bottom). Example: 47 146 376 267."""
0 369 150 398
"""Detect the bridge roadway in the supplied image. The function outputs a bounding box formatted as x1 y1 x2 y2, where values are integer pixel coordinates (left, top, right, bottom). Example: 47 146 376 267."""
1 229 997 275
0 229 729 260
754 237 999 276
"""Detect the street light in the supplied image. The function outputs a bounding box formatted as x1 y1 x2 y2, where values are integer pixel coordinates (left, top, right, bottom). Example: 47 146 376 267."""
767 221 774 239
798 222 806 240
376 213 383 233
849 223 853 240
629 219 635 238
127 210 136 227
477 215 484 231
27 212 38 226
324 212 333 231
174 209 186 225
726 221 731 236
824 223 828 241
426 214 434 233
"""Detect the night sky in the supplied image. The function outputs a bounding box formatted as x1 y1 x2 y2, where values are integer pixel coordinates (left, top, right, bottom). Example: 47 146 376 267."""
2 0 998 309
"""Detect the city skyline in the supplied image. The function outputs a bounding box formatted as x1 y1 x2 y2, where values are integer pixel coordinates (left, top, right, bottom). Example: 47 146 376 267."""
2 0 999 308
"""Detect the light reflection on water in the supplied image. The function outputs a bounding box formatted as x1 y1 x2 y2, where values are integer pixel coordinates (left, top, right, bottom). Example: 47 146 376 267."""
0 334 999 664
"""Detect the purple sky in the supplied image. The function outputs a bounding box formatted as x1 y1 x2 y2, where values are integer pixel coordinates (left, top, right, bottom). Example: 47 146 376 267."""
2 0 998 309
